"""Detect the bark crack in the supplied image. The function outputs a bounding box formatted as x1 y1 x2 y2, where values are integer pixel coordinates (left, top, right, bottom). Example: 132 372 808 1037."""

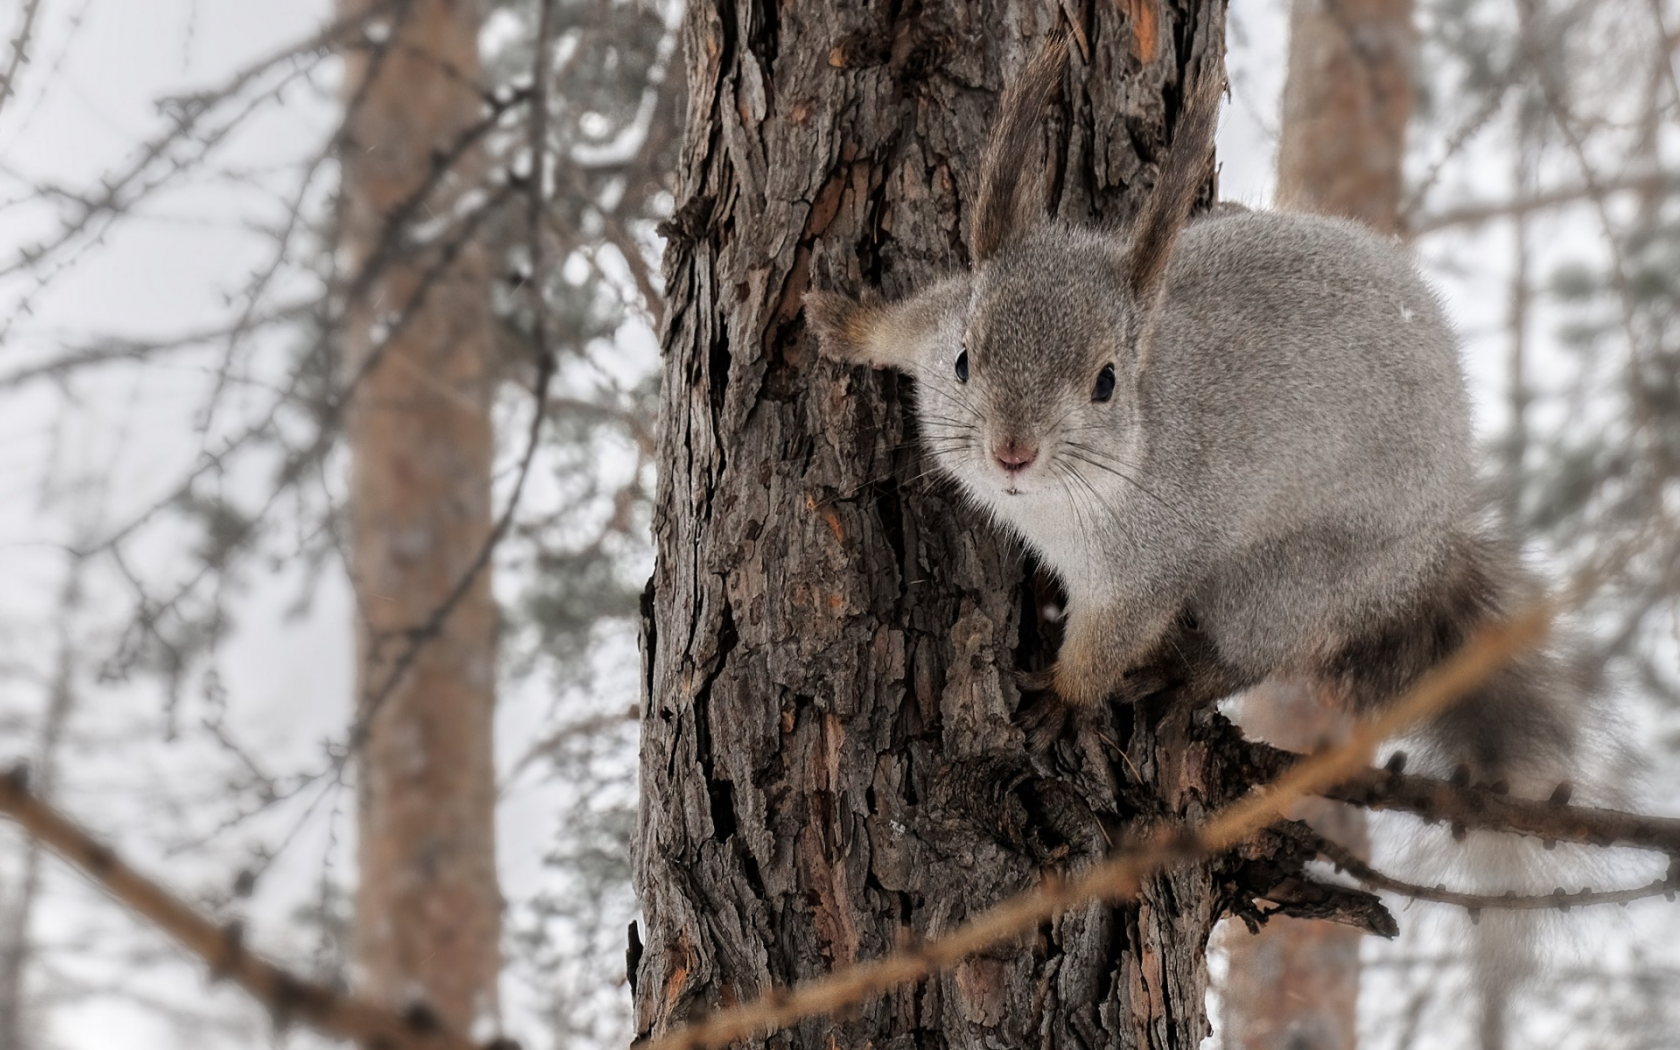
691 598 740 843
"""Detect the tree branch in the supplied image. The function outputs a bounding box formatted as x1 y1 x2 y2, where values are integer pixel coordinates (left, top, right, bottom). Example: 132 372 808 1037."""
0 0 44 117
1296 752 1680 855
0 767 490 1050
1289 822 1680 912
1410 169 1680 235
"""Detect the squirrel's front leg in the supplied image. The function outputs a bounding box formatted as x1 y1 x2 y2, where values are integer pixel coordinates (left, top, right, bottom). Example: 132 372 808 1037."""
1018 599 1179 750
1052 600 1177 707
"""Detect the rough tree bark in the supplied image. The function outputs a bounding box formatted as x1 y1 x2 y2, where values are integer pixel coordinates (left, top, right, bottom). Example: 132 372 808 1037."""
1221 6 1413 1047
339 0 502 1032
630 3 1344 1048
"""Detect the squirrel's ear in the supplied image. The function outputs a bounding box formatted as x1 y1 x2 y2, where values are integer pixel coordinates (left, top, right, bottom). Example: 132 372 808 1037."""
805 278 967 373
1124 63 1226 301
971 35 1069 262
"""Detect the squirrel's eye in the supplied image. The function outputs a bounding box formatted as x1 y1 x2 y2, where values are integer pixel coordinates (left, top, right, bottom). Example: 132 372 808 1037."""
1092 364 1116 403
955 349 970 383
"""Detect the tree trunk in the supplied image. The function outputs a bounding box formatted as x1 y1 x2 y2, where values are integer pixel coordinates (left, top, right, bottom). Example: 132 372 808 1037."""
1220 5 1412 1047
1274 0 1413 232
339 0 502 1032
633 4 1278 1049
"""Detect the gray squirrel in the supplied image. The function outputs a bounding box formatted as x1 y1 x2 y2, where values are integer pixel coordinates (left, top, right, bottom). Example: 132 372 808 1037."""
803 37 1590 798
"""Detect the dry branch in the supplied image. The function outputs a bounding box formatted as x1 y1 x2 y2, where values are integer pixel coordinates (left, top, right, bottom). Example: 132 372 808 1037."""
0 767 487 1050
1411 169 1680 234
1313 759 1680 855
0 1 401 284
1295 824 1680 912
0 0 44 117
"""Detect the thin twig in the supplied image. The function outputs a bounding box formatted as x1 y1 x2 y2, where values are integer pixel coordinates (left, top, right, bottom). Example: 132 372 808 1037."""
1411 169 1680 234
1309 759 1680 855
0 0 45 117
1293 823 1680 912
0 1 400 283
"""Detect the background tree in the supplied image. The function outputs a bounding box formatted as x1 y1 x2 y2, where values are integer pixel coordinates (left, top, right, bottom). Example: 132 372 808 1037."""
0 1 677 1046
338 0 503 1028
1220 0 1414 1046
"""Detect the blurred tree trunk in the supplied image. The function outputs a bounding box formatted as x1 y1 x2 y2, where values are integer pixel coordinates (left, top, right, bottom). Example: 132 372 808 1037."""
1221 3 1413 1048
1274 0 1414 231
633 3 1259 1049
1220 684 1369 1050
339 0 501 1032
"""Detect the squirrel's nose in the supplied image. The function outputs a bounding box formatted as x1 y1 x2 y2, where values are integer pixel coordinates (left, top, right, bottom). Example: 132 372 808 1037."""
993 440 1038 474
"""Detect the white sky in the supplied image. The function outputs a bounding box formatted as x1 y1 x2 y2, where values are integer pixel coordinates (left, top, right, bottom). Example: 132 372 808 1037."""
0 3 355 1047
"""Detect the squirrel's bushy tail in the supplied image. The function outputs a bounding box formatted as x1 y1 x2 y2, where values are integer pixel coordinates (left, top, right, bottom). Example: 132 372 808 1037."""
1328 520 1639 1011
1411 528 1587 793
1326 521 1597 794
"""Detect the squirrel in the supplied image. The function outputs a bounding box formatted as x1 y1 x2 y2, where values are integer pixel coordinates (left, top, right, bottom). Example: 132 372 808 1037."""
803 36 1595 805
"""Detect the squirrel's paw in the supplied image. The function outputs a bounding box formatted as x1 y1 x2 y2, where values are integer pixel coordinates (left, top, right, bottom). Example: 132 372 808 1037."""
1023 660 1167 707
1013 660 1114 752
1015 689 1094 755
1012 661 1179 752
1013 665 1056 694
1113 663 1174 704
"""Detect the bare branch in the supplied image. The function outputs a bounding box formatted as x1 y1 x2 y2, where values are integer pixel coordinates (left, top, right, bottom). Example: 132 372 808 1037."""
0 303 313 392
0 1 402 283
197 1 421 438
0 0 44 117
1291 823 1680 912
1309 756 1680 855
0 768 484 1050
1411 169 1680 235
1397 65 1519 227
88 178 518 563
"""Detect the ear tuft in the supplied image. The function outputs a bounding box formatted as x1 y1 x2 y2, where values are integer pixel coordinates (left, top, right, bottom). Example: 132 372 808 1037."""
804 291 882 366
971 34 1070 262
1124 62 1227 300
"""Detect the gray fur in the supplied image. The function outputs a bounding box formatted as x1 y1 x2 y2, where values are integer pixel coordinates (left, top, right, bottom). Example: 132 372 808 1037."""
806 72 1587 796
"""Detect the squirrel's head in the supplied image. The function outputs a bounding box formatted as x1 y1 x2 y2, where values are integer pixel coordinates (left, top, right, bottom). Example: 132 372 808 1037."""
806 36 1224 506
806 229 1151 503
